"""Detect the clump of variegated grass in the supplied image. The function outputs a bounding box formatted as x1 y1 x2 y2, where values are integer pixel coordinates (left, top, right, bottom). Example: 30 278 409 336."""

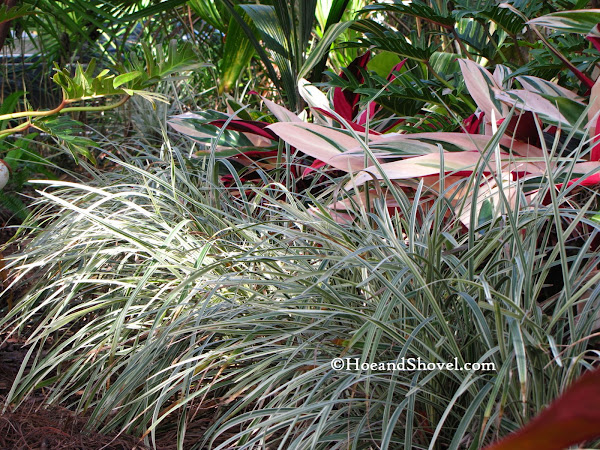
1 127 600 450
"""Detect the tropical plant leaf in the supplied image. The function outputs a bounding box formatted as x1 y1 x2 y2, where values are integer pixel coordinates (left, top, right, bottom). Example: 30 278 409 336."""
362 1 454 29
299 20 353 81
188 0 229 31
345 151 494 188
458 59 508 122
52 60 127 101
350 20 437 62
220 0 285 104
0 91 24 132
252 92 302 123
35 117 97 163
0 3 36 24
309 0 351 81
297 78 334 125
114 0 188 23
267 121 367 171
495 89 586 131
219 13 256 93
112 71 142 89
169 110 280 154
455 3 529 36
528 9 600 34
484 368 600 450
516 75 584 101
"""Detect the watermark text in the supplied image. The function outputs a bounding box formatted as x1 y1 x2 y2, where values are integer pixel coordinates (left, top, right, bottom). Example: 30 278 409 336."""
330 357 495 372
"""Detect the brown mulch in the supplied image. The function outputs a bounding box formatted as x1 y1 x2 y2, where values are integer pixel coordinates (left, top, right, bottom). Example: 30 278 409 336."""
0 401 149 450
0 332 222 450
0 330 150 449
0 331 151 450
0 300 229 449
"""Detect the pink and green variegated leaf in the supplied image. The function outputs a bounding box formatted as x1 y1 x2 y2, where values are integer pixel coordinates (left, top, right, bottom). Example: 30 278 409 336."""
312 107 374 133
527 10 600 34
169 112 275 150
345 151 494 189
587 23 600 52
209 119 280 141
456 175 524 228
493 64 513 90
262 98 303 123
225 98 253 121
369 132 545 158
459 59 509 122
298 78 333 126
494 90 585 129
169 114 215 140
566 161 600 179
169 117 259 149
302 159 328 178
516 76 585 103
249 90 302 123
343 151 555 189
588 76 600 160
356 102 378 127
484 368 600 450
267 122 368 172
588 71 600 124
365 135 440 156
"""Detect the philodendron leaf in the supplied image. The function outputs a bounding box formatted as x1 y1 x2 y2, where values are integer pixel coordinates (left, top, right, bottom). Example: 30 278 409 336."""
113 71 143 88
53 61 126 100
367 51 401 78
37 117 98 164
